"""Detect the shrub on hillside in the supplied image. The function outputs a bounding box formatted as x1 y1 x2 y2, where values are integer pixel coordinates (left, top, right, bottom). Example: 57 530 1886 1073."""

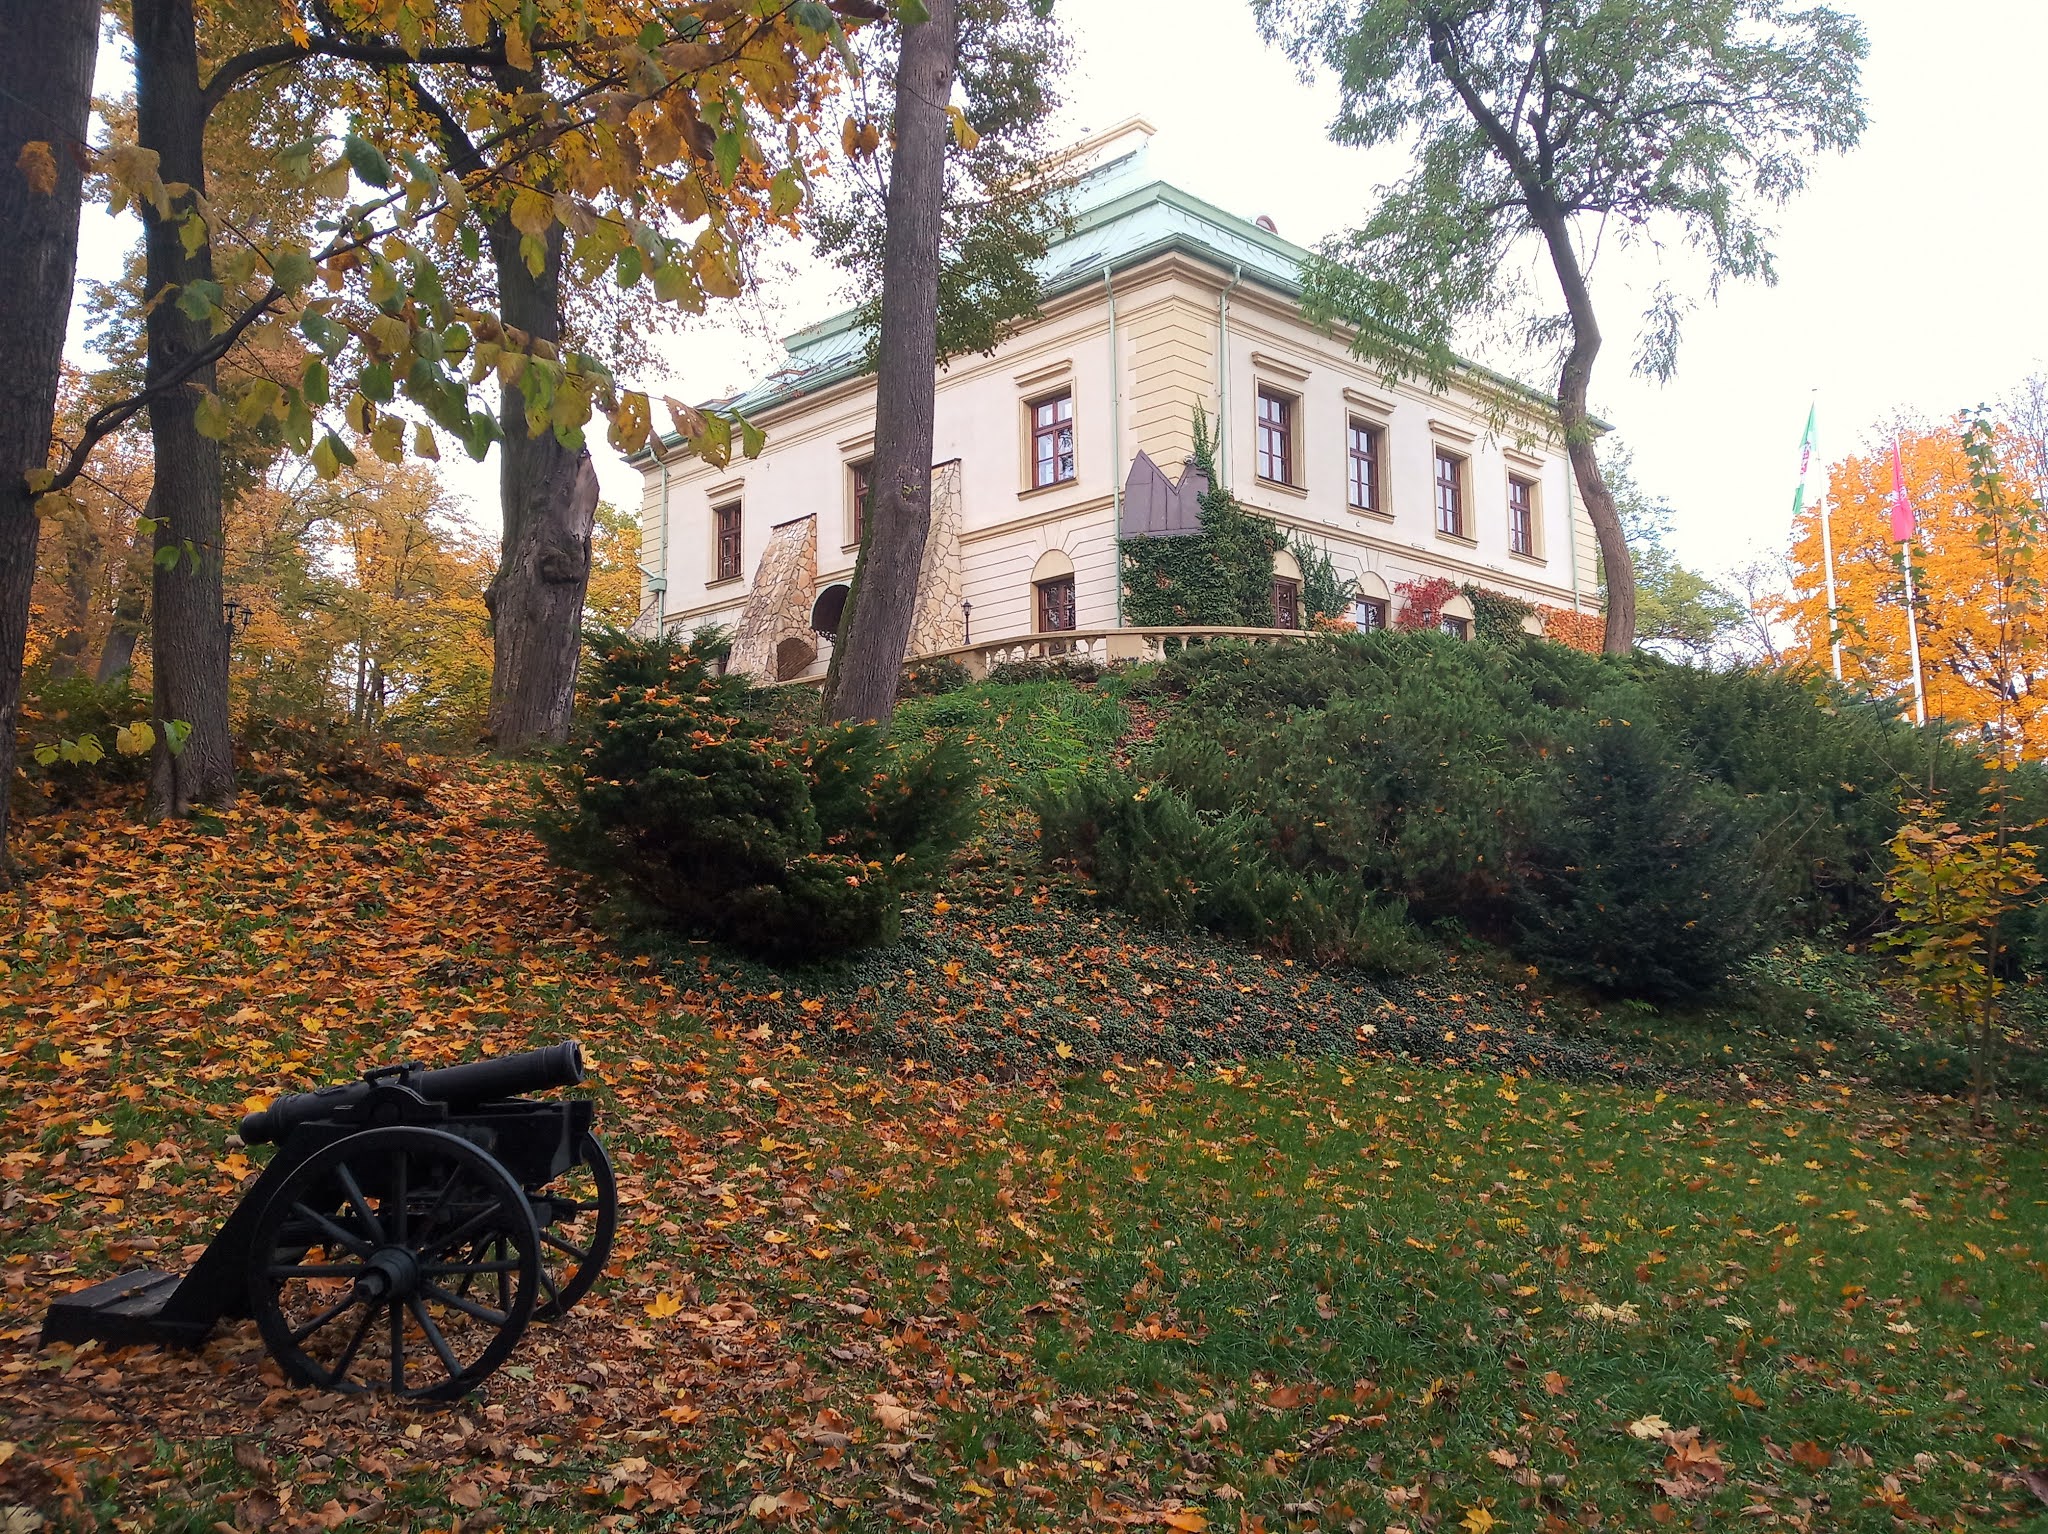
546 631 978 959
1043 631 2048 997
14 671 152 806
1037 772 1431 974
1510 702 1769 1001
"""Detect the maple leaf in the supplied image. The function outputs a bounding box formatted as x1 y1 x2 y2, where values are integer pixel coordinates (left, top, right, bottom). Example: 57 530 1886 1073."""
16 140 58 196
645 1291 683 1319
1626 1415 1673 1440
1461 1505 1497 1533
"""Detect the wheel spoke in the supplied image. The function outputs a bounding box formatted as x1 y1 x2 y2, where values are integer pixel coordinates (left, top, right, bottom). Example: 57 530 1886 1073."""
392 1146 409 1245
389 1301 405 1393
287 1292 362 1344
325 1303 377 1386
540 1230 592 1262
537 1264 561 1312
418 1203 504 1263
424 1258 525 1276
269 1262 367 1280
410 1298 464 1380
422 1281 510 1326
286 1201 375 1259
335 1165 385 1245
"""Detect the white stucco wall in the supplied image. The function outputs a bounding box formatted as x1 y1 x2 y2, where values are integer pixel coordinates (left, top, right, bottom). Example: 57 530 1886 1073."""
633 251 1596 655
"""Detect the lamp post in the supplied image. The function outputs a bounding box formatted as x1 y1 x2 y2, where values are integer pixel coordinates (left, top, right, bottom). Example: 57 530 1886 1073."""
222 599 251 641
961 599 972 647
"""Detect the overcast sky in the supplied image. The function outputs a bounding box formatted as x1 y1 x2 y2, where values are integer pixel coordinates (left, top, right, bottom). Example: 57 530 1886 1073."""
71 1 2048 579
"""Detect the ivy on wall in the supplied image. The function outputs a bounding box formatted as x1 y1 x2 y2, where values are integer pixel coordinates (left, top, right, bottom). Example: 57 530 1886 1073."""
1463 584 1537 643
1122 410 1353 629
1391 575 1459 631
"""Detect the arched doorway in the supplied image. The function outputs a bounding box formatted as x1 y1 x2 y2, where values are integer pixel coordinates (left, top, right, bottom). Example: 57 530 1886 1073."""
810 583 850 639
775 636 817 681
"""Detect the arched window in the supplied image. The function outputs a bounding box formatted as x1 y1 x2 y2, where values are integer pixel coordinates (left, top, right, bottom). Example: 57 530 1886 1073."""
1032 549 1076 633
1272 548 1303 629
1351 569 1391 632
1439 592 1476 640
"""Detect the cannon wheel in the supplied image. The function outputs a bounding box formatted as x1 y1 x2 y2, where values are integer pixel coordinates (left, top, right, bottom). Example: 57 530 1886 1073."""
248 1126 540 1402
531 1131 617 1320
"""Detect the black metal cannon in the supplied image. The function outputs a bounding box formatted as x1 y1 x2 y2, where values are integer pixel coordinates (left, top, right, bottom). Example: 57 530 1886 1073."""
42 1040 616 1402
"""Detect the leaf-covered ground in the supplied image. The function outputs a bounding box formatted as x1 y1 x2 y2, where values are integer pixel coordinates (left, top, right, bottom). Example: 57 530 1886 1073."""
3 753 2044 1531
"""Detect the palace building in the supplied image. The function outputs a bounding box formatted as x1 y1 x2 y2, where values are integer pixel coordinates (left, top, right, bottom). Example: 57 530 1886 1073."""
629 120 1600 681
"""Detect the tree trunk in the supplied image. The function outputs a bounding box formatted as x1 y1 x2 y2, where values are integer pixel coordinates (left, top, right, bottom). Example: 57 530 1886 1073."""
822 0 960 725
135 0 235 813
483 212 593 748
43 507 104 679
95 492 154 684
1531 201 1635 654
0 0 101 877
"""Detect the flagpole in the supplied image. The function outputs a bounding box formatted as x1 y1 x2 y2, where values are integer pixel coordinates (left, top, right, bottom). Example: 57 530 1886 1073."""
1819 490 1843 682
1795 396 1843 680
1900 539 1927 726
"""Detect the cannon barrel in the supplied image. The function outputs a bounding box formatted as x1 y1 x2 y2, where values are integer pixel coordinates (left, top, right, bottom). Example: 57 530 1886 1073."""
238 1041 584 1146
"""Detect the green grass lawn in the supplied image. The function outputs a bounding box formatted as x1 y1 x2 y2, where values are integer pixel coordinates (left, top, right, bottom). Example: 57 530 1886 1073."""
3 726 2044 1529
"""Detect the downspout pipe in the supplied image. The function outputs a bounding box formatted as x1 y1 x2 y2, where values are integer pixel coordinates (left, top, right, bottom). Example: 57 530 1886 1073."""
640 442 672 629
1105 266 1121 630
1217 263 1243 485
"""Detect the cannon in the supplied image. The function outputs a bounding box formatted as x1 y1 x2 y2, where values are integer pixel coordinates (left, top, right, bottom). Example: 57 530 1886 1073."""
42 1040 615 1402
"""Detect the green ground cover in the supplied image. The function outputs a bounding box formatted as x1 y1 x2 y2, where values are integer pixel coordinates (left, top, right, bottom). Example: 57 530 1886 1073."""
2 666 2043 1529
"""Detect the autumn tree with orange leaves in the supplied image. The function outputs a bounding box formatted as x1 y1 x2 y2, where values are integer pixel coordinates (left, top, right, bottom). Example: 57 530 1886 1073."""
1787 411 2048 758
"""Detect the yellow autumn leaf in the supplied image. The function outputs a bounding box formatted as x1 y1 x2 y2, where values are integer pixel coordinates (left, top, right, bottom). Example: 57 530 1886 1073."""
645 1291 684 1319
509 186 554 238
17 140 58 196
81 1120 114 1137
1460 1507 1496 1534
946 104 980 151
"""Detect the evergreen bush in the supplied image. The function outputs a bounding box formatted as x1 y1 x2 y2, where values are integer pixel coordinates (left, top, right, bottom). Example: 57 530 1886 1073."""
1042 631 2048 997
546 630 979 959
1509 697 1769 1001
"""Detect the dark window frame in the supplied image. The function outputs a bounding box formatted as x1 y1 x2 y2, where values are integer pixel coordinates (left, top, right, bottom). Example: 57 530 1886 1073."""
1035 573 1077 632
1256 388 1295 486
1030 391 1076 489
1434 450 1466 539
1508 474 1536 556
849 459 873 545
1440 614 1471 639
1353 596 1389 632
1346 418 1383 513
713 501 743 581
1271 576 1301 630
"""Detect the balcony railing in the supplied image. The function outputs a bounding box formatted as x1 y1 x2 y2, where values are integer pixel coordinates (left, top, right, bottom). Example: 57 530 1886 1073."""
928 625 1315 678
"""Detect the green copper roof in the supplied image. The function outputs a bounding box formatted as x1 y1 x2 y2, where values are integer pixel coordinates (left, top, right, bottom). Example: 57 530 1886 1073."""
635 152 1581 457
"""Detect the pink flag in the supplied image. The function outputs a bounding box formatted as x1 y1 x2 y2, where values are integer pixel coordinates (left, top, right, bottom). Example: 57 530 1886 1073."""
1890 441 1916 542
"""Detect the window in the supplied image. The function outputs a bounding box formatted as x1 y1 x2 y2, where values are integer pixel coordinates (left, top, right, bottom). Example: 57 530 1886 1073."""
1434 450 1466 539
713 501 742 581
1272 577 1300 630
1256 389 1295 485
1031 392 1075 488
1440 615 1471 640
848 459 873 545
1352 596 1388 632
1508 475 1536 556
1346 419 1382 513
1035 574 1076 632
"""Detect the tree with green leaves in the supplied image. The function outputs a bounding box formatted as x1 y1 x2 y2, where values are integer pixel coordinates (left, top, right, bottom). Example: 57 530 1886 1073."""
9 0 862 847
1253 0 1868 654
821 0 1068 723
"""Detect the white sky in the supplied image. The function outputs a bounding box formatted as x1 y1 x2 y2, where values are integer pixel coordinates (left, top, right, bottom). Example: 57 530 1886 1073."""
70 0 2048 579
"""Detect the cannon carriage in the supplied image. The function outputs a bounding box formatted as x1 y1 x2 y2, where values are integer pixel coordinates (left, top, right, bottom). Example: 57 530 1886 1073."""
42 1040 615 1401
